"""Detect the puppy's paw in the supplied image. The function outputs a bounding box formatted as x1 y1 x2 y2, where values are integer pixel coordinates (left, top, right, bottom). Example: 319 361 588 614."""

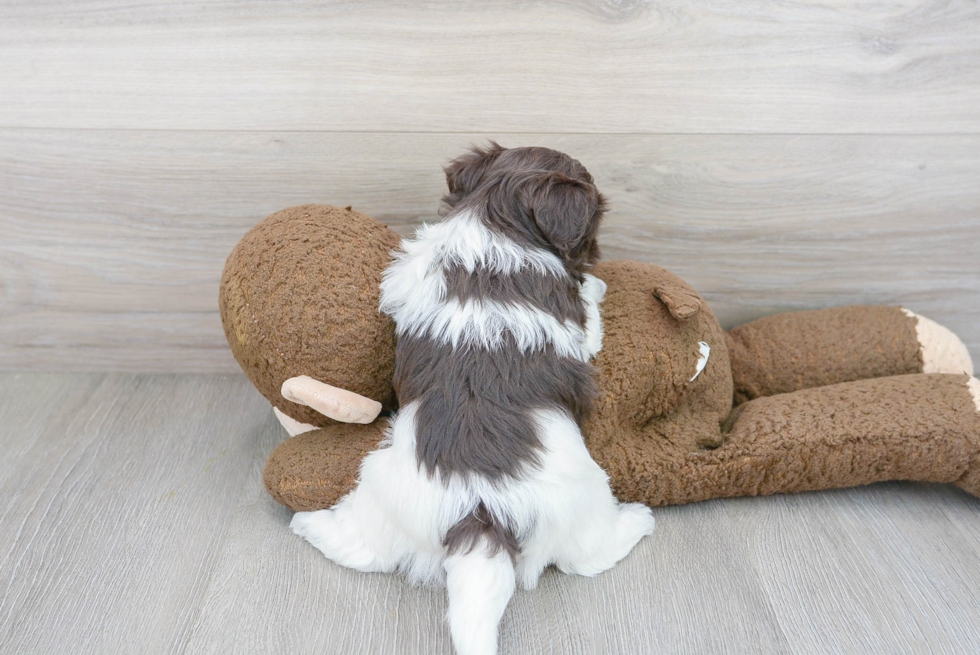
618 502 656 538
291 509 386 572
612 503 656 563
290 509 353 563
290 510 333 546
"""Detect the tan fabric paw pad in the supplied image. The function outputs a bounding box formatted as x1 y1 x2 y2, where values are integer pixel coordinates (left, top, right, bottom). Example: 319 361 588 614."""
902 309 974 376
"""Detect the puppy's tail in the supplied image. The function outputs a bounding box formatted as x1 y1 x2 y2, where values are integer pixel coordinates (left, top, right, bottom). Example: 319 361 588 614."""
443 505 518 655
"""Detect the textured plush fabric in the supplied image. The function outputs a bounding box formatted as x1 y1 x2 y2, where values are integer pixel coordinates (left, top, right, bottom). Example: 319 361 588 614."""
726 305 923 405
263 422 385 511
219 205 400 427
582 260 734 457
584 263 980 506
222 205 980 511
595 373 980 507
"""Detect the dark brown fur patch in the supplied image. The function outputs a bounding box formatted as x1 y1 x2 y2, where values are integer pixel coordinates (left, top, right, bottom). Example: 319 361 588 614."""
394 334 595 481
477 169 604 281
441 142 508 214
444 503 520 563
442 262 587 328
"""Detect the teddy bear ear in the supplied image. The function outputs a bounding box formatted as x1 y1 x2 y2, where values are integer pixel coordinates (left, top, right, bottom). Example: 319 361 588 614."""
654 282 703 320
441 141 508 211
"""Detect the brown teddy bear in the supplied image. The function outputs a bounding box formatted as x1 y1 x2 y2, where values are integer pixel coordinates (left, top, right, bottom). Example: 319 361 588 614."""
220 204 980 512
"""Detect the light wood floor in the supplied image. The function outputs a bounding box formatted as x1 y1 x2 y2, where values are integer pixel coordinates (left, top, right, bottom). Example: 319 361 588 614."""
1 372 979 654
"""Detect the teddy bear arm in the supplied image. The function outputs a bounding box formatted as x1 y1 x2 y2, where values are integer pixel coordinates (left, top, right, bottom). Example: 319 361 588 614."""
724 305 973 405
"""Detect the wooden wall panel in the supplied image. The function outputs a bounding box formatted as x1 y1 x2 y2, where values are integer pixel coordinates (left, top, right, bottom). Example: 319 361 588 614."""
2 130 977 372
1 1 979 133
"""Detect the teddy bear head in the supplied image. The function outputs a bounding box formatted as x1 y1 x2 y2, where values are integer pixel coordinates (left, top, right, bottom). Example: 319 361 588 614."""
584 260 735 455
219 204 400 427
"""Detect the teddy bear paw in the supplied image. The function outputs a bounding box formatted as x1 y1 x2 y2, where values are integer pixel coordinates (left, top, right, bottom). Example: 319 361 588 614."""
902 309 974 376
968 377 980 413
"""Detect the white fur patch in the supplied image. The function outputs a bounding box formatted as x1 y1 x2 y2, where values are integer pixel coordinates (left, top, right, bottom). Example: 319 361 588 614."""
690 341 710 382
581 273 606 360
379 211 595 360
384 210 566 282
402 296 590 359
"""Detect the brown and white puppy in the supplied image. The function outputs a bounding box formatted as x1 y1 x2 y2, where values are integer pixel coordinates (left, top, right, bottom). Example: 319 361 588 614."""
291 144 655 655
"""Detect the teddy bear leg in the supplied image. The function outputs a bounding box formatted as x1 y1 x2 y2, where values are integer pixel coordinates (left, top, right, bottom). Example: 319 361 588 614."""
726 305 973 404
716 373 980 501
953 377 980 496
596 373 980 506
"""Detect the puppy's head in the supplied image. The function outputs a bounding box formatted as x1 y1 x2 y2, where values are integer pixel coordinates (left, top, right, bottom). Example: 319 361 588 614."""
443 142 606 275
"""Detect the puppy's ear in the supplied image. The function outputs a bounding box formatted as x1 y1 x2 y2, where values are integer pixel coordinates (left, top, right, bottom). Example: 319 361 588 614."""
441 141 507 211
520 172 602 261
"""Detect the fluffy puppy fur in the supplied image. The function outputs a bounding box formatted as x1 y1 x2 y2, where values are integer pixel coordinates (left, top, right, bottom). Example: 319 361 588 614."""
291 144 655 655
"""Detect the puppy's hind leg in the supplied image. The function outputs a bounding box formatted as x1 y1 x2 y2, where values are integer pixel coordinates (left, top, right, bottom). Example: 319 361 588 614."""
559 500 655 578
291 442 410 573
292 407 430 574
548 452 654 577
290 486 401 573
529 409 656 579
609 502 657 567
